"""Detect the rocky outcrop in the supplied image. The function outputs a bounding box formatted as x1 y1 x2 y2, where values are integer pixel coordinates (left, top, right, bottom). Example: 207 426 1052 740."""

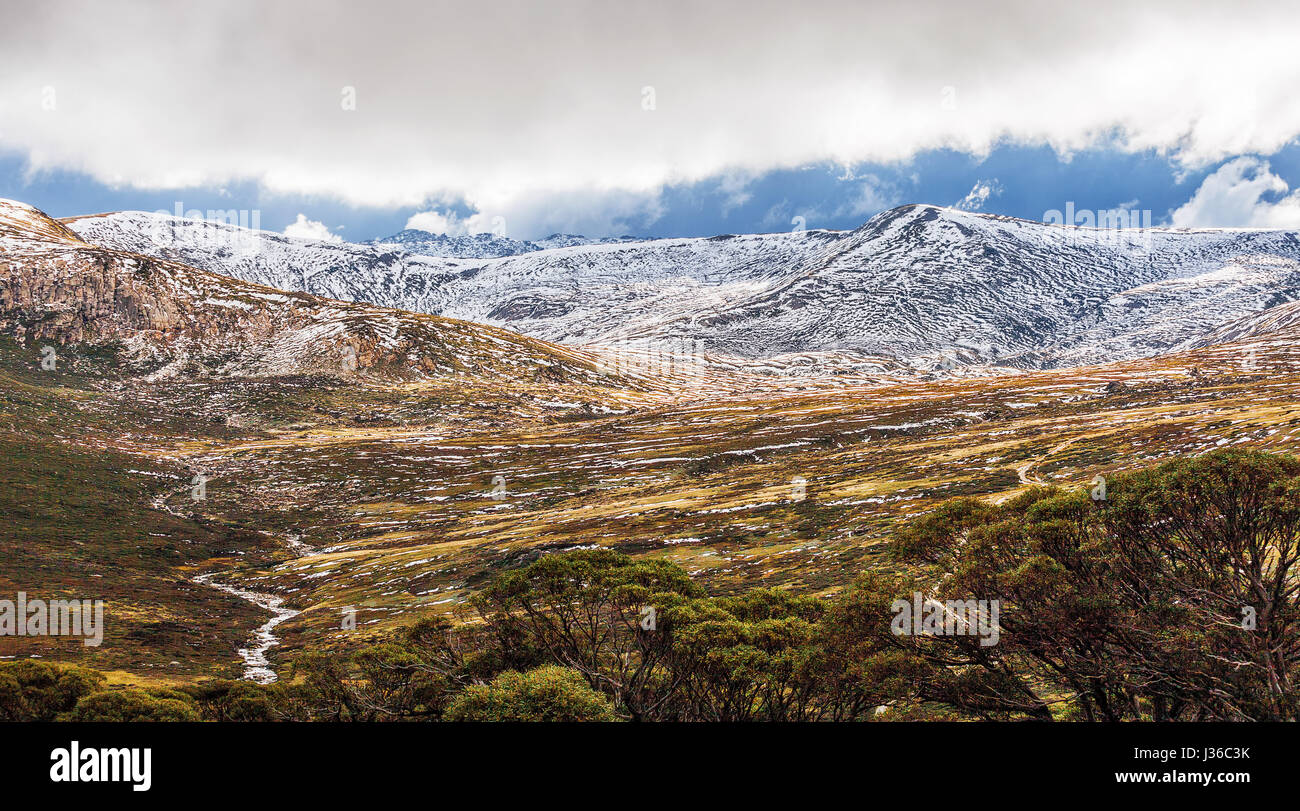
0 198 615 385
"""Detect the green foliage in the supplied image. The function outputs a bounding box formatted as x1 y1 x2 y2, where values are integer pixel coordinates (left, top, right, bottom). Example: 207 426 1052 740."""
184 679 284 721
61 688 200 722
890 497 998 562
351 642 449 719
473 548 701 720
446 666 617 722
0 661 106 721
471 550 895 720
846 449 1300 721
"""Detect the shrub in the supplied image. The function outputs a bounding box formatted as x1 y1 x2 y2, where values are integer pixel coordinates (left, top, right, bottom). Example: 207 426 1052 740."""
0 661 106 721
61 689 200 722
184 679 283 721
446 666 617 722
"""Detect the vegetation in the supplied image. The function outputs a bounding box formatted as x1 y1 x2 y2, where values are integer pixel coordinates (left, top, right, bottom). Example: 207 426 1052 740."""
866 448 1300 721
0 661 105 721
61 689 201 722
9 447 1298 721
446 666 616 721
7 201 1300 723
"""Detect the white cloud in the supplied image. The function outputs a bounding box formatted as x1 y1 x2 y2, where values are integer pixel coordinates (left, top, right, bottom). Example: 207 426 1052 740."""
1170 157 1300 228
760 199 827 231
283 214 342 242
953 179 1003 212
408 188 663 238
835 174 898 218
716 171 757 215
4 1 1300 220
404 209 503 236
404 211 457 235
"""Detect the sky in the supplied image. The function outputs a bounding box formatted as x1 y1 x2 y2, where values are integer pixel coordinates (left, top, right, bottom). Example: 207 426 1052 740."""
2 0 1300 242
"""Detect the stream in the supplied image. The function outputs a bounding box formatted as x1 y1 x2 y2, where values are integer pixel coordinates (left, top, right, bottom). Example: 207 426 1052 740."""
156 466 310 684
193 570 302 684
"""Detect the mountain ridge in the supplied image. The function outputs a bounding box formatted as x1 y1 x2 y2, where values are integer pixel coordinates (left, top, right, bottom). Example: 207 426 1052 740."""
369 228 638 259
61 203 1300 372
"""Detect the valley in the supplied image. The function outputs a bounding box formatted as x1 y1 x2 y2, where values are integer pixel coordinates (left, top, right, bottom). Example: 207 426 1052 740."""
4 197 1300 688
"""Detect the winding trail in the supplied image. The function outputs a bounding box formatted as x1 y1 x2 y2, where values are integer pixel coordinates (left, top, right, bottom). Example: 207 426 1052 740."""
996 435 1088 503
1015 460 1044 486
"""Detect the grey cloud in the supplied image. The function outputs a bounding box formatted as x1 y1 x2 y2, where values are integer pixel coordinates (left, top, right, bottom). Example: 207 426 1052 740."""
3 0 1299 213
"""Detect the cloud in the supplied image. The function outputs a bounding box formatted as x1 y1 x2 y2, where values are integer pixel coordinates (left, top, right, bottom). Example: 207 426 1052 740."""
760 198 828 231
716 171 757 215
405 209 505 236
4 0 1300 220
953 179 1003 212
283 214 342 242
1170 157 1300 228
836 175 899 218
405 210 475 235
405 187 662 238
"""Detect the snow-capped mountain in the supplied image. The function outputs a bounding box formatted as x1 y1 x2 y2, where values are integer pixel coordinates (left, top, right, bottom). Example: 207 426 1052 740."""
64 209 843 349
65 205 1300 370
1192 298 1300 348
696 205 1300 367
370 229 635 258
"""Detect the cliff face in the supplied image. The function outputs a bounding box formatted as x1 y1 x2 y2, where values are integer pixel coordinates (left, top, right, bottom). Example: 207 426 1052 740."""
5 247 217 344
2 198 305 347
0 198 613 384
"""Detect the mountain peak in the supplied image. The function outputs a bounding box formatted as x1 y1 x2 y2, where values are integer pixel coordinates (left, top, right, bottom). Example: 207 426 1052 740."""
0 198 86 245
